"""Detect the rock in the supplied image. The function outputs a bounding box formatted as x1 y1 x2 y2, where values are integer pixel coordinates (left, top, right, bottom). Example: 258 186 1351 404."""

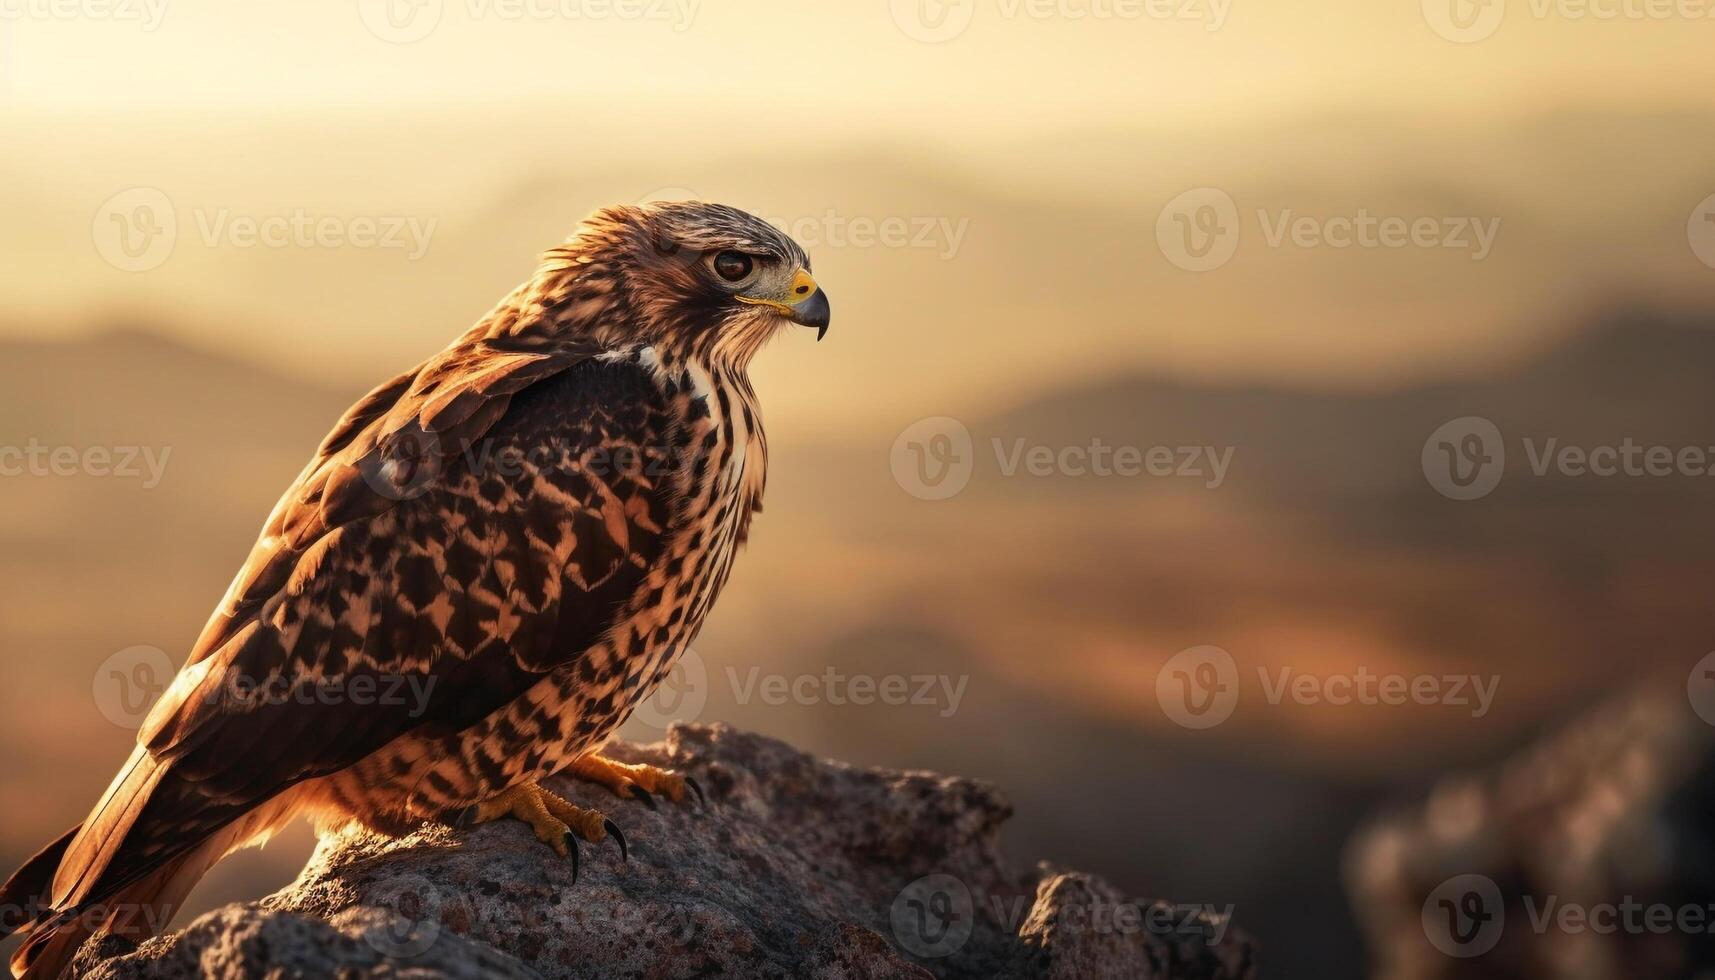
73 725 1255 980
1345 684 1715 979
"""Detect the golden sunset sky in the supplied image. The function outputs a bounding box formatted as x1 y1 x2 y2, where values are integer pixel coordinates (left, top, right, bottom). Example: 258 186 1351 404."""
2 0 1712 124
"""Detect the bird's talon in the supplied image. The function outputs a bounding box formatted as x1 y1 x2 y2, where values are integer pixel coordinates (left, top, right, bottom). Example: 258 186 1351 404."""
604 819 628 863
469 781 623 877
568 754 705 813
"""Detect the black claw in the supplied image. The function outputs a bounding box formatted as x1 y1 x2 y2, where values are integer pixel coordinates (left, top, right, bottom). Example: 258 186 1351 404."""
685 776 707 809
630 785 658 810
604 819 628 863
448 805 477 829
564 832 580 885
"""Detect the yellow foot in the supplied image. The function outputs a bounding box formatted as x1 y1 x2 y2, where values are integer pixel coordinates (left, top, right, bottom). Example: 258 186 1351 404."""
565 754 706 810
463 781 625 879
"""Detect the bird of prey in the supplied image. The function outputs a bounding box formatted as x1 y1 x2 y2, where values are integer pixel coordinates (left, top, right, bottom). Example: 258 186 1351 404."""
0 201 831 979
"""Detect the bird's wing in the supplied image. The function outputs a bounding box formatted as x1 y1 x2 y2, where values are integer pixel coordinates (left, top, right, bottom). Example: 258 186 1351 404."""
52 339 683 909
183 335 605 668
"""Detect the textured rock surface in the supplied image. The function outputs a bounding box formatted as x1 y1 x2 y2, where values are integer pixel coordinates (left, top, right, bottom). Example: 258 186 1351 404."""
1346 685 1715 979
71 725 1253 980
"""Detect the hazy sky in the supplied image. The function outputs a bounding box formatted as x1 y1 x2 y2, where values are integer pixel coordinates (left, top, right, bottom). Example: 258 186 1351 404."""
2 0 1713 131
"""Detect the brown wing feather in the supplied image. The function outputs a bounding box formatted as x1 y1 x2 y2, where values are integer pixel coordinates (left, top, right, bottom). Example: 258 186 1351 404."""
182 338 602 669
49 342 681 922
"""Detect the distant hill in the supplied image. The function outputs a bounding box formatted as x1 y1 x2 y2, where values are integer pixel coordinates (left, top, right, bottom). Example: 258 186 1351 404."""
0 323 356 450
985 304 1715 495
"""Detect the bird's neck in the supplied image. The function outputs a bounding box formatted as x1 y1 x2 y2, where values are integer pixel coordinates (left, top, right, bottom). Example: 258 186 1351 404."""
621 341 769 528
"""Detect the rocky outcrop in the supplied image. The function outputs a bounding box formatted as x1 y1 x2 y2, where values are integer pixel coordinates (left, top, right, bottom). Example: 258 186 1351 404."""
74 725 1256 979
1346 684 1715 979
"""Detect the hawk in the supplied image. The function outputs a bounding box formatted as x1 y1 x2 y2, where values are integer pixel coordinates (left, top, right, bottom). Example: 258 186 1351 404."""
0 202 831 979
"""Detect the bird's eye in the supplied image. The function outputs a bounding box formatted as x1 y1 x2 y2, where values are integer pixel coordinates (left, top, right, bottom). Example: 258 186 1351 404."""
713 251 754 282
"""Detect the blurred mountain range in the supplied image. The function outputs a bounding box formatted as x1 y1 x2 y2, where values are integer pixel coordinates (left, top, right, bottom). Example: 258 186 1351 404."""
5 107 1715 429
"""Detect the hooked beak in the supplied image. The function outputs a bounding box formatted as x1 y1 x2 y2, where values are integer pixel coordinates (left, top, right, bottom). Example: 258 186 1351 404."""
738 268 831 341
790 287 831 341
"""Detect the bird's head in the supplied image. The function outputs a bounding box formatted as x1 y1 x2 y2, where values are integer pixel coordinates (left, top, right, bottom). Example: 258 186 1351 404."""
536 201 830 362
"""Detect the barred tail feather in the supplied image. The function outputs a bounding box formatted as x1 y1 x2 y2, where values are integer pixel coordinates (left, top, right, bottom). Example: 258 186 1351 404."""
0 826 80 941
6 747 185 979
10 852 200 980
7 743 304 979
